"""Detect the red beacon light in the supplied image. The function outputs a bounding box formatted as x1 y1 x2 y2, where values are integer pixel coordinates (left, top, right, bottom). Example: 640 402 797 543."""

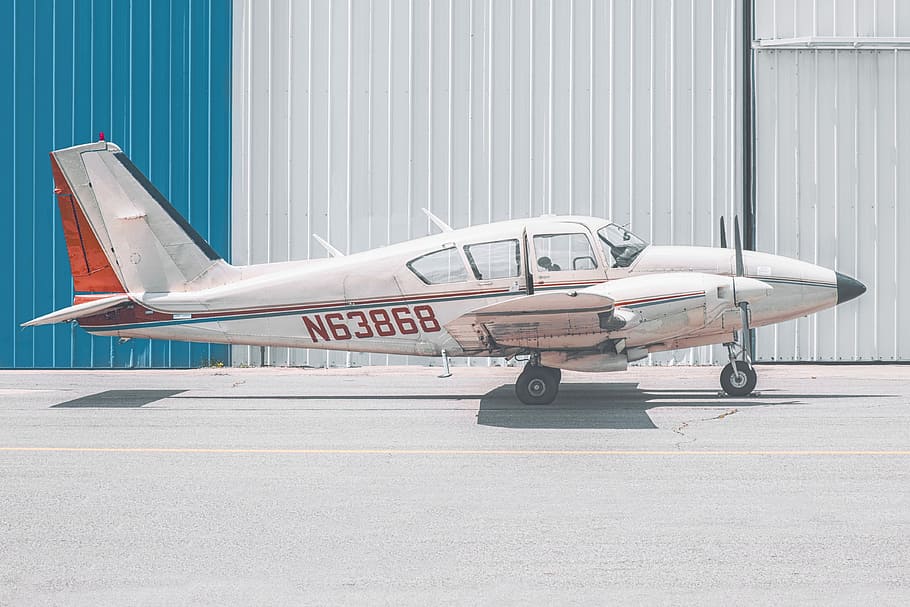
99 131 105 142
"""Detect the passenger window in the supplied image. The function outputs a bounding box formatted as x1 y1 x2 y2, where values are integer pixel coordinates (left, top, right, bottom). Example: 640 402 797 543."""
533 233 597 272
407 247 469 285
464 239 520 280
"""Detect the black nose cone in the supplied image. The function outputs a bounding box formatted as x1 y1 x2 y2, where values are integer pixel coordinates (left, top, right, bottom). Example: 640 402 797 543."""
835 272 866 304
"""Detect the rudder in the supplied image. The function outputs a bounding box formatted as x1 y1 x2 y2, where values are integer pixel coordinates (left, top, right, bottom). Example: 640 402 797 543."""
51 150 125 293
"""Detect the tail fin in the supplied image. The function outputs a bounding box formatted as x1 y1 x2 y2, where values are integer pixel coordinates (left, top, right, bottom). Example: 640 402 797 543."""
51 144 126 293
51 141 236 294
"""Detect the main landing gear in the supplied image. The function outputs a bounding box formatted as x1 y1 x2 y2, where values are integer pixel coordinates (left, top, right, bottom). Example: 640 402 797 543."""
515 355 561 405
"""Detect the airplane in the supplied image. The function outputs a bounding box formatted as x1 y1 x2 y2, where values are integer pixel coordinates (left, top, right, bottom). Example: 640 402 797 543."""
24 140 866 405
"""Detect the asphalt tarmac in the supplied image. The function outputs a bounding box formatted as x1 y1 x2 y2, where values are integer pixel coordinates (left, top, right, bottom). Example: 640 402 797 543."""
1 364 908 606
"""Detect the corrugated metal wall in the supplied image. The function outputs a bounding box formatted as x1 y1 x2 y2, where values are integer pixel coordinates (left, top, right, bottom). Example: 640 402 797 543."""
753 0 910 360
1 0 233 368
232 0 744 367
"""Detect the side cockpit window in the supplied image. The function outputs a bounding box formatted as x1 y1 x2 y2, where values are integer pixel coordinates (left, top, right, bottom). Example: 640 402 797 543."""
597 224 648 268
533 233 598 272
464 239 521 280
407 247 469 285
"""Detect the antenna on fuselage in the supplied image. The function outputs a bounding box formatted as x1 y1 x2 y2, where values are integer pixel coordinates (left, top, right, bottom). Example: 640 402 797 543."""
421 208 453 233
312 234 345 258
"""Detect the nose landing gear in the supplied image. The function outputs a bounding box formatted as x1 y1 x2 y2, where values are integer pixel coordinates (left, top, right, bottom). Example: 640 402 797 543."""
515 354 561 405
718 216 759 397
720 303 758 396
721 332 757 397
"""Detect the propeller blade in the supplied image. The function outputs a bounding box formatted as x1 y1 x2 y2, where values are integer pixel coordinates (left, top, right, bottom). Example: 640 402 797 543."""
733 216 745 277
720 216 728 249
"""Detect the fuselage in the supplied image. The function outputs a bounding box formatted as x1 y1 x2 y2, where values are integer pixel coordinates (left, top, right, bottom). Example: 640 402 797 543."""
77 215 860 367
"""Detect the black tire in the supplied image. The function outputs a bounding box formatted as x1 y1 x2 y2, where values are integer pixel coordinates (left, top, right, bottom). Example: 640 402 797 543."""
543 366 562 383
720 362 757 397
516 367 560 405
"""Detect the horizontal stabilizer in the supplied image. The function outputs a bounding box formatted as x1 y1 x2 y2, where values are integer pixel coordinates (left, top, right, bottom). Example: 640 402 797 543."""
21 294 131 327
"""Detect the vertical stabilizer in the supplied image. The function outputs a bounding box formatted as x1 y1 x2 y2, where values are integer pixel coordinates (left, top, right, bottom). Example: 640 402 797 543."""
51 142 237 294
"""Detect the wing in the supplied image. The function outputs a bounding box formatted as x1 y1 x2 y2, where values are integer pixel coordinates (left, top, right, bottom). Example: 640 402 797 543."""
444 290 637 352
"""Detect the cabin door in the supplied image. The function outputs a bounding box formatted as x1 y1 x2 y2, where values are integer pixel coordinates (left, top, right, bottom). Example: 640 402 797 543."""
525 222 609 292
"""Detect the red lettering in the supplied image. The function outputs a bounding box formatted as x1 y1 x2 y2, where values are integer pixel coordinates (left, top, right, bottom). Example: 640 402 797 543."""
413 305 441 332
391 307 419 335
346 310 374 338
303 315 331 342
369 309 396 337
307 306 440 340
325 312 352 340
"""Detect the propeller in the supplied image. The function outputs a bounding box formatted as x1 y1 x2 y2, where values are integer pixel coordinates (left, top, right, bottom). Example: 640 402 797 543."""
733 216 745 277
720 216 728 249
732 215 751 363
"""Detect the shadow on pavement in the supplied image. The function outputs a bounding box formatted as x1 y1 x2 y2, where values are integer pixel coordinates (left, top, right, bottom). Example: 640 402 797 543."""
478 383 740 429
52 390 186 408
475 382 890 430
49 385 893 429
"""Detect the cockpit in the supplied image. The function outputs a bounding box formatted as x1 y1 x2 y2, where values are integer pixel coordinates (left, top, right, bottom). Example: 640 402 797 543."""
596 223 648 268
401 218 650 289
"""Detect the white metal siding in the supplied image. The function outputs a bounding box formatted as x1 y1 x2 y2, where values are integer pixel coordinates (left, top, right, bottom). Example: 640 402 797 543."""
753 0 910 360
232 0 743 367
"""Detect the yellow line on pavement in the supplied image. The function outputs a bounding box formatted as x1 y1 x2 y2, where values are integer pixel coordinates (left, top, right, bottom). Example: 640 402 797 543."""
1 447 909 456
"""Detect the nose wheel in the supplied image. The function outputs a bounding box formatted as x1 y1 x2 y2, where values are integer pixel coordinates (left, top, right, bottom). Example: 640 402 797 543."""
515 360 561 405
721 339 757 397
720 360 757 396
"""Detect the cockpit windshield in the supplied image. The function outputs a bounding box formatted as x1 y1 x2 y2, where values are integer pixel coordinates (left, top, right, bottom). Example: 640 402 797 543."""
597 223 648 268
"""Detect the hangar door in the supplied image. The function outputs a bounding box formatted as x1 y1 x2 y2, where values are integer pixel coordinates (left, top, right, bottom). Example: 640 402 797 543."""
751 0 910 361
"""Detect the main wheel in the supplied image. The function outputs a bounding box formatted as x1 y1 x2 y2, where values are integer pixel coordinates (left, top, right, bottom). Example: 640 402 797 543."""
544 366 562 383
720 362 757 397
516 367 560 405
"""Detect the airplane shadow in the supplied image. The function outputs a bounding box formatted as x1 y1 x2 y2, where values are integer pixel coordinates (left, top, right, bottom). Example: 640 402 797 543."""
476 382 890 430
49 386 894 433
52 389 187 408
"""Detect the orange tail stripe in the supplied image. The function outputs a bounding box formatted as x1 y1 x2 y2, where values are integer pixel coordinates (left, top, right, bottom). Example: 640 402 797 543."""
50 153 125 294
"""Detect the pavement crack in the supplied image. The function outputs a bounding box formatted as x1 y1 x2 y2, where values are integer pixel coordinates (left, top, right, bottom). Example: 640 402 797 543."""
714 408 738 421
672 408 738 450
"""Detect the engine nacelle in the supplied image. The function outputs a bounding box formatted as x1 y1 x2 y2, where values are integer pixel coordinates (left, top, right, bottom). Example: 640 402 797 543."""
584 272 772 346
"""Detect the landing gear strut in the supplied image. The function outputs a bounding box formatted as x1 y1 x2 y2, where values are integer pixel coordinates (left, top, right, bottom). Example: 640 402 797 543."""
720 303 758 396
515 354 561 405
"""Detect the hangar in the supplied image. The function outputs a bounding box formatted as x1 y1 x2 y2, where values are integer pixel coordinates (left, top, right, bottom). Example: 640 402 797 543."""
4 0 908 368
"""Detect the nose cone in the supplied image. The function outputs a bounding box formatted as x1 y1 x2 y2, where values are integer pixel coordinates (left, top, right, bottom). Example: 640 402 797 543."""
835 272 866 305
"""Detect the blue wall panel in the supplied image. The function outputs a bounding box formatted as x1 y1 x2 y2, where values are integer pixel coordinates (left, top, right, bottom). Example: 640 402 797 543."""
2 0 232 368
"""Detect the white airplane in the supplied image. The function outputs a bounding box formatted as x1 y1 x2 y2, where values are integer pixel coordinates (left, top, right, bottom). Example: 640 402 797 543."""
26 141 866 404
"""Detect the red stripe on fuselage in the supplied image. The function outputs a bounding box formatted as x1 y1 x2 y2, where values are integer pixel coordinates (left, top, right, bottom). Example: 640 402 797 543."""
76 286 519 328
77 278 708 331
